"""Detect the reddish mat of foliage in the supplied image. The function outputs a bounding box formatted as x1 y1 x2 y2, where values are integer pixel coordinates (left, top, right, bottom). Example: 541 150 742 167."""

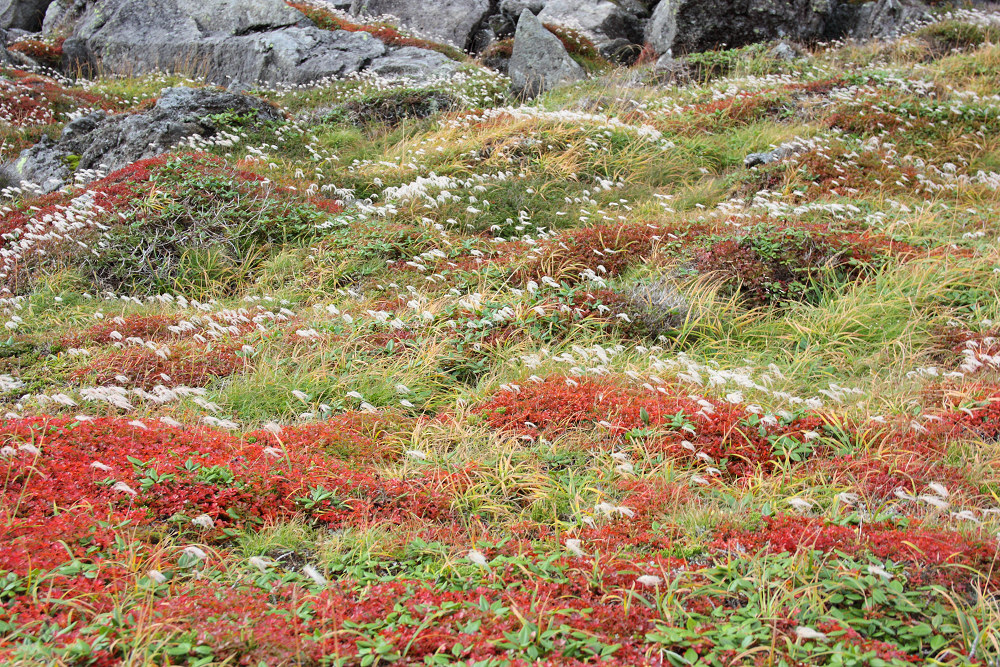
0 68 108 127
0 417 456 561
692 222 913 307
805 453 980 502
515 222 673 283
246 411 413 464
712 514 1000 588
69 342 246 389
7 38 65 69
61 315 177 347
475 376 826 476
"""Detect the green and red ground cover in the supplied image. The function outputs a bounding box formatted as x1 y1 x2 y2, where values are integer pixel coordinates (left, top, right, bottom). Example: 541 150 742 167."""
3 5 1000 665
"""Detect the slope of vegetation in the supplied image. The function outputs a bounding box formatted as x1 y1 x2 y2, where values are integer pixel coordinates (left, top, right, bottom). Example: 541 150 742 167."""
3 7 1000 665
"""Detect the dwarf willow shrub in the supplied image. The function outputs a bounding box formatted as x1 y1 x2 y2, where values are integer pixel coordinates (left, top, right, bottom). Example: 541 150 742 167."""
86 154 337 294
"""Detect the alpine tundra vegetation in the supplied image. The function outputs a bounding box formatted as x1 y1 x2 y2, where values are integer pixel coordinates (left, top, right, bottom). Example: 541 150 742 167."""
2 0 1000 665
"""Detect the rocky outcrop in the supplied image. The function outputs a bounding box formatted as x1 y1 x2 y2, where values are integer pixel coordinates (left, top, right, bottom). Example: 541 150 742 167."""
646 0 931 56
500 0 546 18
646 0 830 55
350 0 491 50
2 86 282 192
0 0 53 31
59 0 388 88
366 46 461 81
537 0 643 46
509 9 584 99
839 0 930 40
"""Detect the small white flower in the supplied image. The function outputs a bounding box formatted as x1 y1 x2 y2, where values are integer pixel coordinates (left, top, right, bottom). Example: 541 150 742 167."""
406 449 427 460
302 564 328 586
787 497 812 512
565 539 585 557
147 569 167 584
181 546 207 561
868 564 893 579
637 575 662 586
191 514 215 530
90 461 111 472
467 549 489 567
926 483 949 498
112 481 137 496
919 495 950 510
292 390 310 402
795 626 827 641
249 556 274 572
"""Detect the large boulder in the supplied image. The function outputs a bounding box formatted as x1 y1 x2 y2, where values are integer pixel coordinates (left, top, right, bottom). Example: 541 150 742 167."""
0 0 53 31
366 46 461 82
646 0 831 55
60 0 389 87
2 86 283 192
645 0 931 56
350 0 491 50
499 0 546 18
839 0 930 40
509 8 584 99
537 0 643 46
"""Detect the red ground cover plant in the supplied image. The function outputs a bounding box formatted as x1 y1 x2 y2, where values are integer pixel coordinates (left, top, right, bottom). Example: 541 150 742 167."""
692 222 912 306
805 453 981 502
515 222 671 283
7 38 65 69
0 416 456 544
246 411 414 464
60 314 177 347
0 69 109 128
68 342 247 389
476 376 827 476
711 514 1000 589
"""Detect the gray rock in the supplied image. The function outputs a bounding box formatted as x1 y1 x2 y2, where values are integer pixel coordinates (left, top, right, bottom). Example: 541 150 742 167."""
744 144 802 168
0 37 13 65
646 0 930 56
499 0 546 18
651 53 691 83
61 0 388 87
509 8 584 99
841 0 929 40
647 0 831 55
0 0 53 31
3 135 69 192
487 13 515 38
470 26 496 54
3 86 283 192
40 0 83 36
367 46 461 81
537 0 643 45
599 37 640 65
768 41 800 61
350 0 491 50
